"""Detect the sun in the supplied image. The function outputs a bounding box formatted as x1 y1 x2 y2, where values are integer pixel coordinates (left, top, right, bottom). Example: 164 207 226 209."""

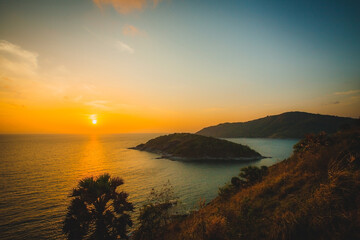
92 119 97 124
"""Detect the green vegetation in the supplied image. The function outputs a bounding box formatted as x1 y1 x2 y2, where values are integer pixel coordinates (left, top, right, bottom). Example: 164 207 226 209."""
157 126 360 239
63 174 133 240
197 111 357 138
133 182 179 240
219 165 269 199
131 133 262 161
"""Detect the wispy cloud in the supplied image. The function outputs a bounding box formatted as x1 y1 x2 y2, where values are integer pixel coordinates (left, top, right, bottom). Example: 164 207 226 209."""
115 41 134 54
85 28 136 54
0 40 38 77
89 114 97 120
93 0 162 14
82 83 96 92
0 40 80 102
85 100 112 110
122 25 145 37
74 95 83 102
334 89 360 95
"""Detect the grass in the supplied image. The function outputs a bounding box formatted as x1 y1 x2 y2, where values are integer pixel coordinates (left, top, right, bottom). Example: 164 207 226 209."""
153 125 360 240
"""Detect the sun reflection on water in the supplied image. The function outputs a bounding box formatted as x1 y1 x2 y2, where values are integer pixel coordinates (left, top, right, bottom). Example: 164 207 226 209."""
78 135 105 178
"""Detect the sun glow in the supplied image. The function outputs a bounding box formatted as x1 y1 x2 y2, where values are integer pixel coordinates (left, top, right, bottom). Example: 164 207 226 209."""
92 119 97 124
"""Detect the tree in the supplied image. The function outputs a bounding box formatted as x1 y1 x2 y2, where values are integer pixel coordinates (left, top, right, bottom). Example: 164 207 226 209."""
219 166 269 200
63 173 133 240
238 166 268 187
133 181 178 240
231 176 241 188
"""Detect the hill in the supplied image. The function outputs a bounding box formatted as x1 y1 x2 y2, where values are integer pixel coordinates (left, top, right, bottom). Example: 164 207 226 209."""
197 111 358 138
130 133 262 161
154 126 360 240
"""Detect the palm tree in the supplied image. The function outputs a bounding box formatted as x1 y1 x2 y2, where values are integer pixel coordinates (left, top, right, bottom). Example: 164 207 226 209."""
63 173 134 240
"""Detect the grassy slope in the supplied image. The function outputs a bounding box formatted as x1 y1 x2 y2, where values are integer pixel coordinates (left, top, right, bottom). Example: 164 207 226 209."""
162 127 360 240
134 133 261 159
197 111 358 138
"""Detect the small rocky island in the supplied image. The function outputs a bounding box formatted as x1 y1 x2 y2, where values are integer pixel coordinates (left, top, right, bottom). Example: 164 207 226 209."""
130 133 263 161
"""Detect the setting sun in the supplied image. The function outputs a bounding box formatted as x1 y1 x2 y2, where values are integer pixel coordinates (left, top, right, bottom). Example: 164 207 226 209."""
92 119 97 125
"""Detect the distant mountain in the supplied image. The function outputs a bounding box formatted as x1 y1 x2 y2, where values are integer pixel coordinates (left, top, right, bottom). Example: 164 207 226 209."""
197 111 358 138
130 133 262 161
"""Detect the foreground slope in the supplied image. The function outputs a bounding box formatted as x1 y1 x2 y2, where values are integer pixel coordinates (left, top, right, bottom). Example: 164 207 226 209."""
197 111 357 138
131 133 262 161
161 126 360 240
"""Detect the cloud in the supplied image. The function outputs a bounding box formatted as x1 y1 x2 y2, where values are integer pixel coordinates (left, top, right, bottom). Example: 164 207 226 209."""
83 83 96 92
152 0 161 7
122 25 144 37
93 0 162 14
85 28 136 54
115 41 134 54
0 40 38 77
74 95 83 102
85 100 112 110
334 89 360 95
89 114 97 120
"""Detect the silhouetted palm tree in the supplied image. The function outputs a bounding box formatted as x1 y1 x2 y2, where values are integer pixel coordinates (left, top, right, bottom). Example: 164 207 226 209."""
63 173 133 240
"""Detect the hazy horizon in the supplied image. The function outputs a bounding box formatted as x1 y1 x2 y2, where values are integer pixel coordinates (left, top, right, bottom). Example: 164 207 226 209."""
1 0 359 134
0 110 358 135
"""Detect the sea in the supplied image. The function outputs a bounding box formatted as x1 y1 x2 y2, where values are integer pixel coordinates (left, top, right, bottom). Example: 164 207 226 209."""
0 134 298 239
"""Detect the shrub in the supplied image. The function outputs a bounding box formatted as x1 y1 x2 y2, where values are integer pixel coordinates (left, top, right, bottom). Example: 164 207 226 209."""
239 165 268 187
231 177 241 188
218 184 236 200
293 132 332 154
133 181 178 240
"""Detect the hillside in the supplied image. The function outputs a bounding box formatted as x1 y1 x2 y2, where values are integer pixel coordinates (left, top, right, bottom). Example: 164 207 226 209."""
197 111 358 138
130 133 262 161
157 126 360 240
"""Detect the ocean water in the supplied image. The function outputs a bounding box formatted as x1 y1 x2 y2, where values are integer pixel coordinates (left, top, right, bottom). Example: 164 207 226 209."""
0 134 298 239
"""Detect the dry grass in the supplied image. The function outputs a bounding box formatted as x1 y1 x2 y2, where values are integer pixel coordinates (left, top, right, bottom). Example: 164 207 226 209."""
157 126 360 240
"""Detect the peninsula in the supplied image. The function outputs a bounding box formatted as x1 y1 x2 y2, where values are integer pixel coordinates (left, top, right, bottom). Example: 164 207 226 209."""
130 133 263 161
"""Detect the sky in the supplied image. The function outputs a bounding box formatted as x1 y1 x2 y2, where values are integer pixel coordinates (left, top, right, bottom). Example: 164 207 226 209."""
0 0 359 134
